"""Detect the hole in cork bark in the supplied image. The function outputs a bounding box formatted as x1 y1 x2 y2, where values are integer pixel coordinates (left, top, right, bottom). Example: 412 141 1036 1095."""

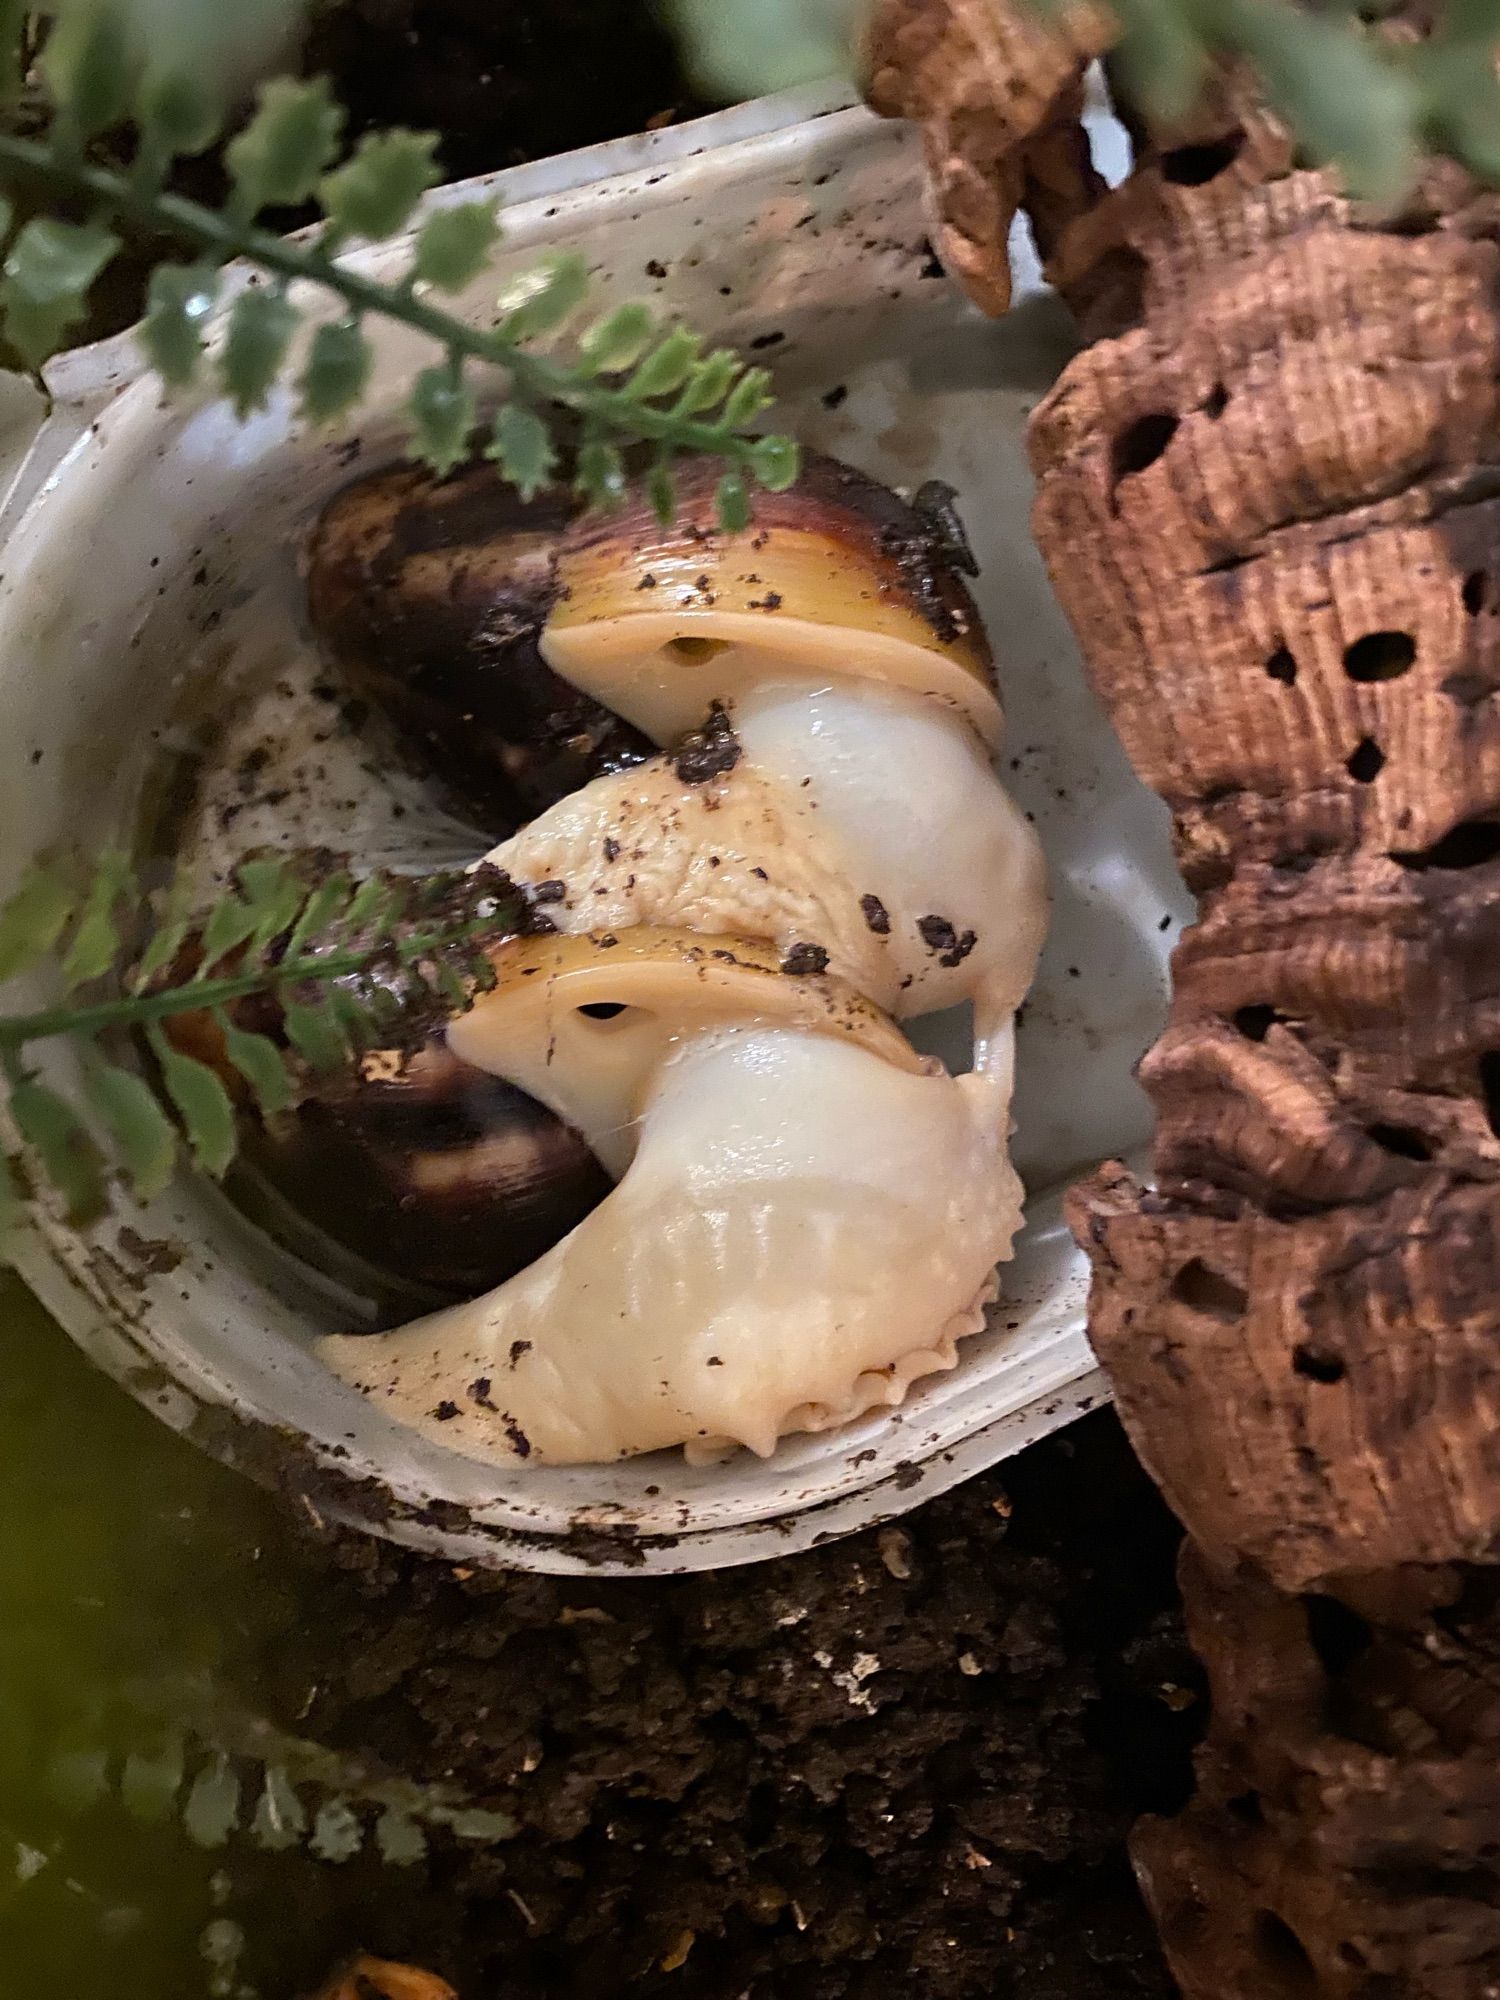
1359 1860 1500 1899
1392 820 1500 870
1344 629 1415 682
1383 204 1442 235
1234 1003 1286 1041
1293 1343 1347 1384
1111 411 1179 485
1339 1942 1370 1971
1479 1052 1500 1137
1463 570 1489 615
1160 1894 1210 1950
1203 381 1229 419
1227 1790 1265 1826
1441 671 1492 703
1306 1594 1373 1674
1079 244 1149 335
1472 1048 1500 1144
1161 130 1246 184
1252 1911 1317 1993
1346 737 1384 783
1266 646 1298 684
1170 1258 1247 1320
1365 1122 1431 1161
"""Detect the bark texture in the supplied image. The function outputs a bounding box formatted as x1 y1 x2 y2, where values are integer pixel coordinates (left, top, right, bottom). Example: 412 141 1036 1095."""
1031 103 1500 1595
866 10 1500 1994
864 0 1111 312
1136 1548 1500 1999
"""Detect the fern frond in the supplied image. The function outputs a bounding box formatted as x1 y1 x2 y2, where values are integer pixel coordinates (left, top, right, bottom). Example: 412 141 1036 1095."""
106 1674 517 1865
0 848 525 1244
0 2 801 528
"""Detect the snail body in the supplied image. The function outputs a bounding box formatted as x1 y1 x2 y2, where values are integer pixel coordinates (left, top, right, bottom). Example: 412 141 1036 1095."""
325 1022 1018 1465
489 675 1044 1033
299 449 1047 1466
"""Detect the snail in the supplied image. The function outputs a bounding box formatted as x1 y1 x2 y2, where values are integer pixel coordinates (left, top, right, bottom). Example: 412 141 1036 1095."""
303 466 653 836
222 1032 611 1322
294 449 1047 1465
157 863 609 1327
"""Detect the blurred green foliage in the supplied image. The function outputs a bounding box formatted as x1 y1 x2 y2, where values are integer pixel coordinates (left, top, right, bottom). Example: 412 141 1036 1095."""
668 0 1500 204
0 0 800 519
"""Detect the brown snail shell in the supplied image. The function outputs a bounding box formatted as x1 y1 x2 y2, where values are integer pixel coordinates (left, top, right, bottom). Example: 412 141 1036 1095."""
305 462 653 837
305 449 999 818
227 1038 610 1327
157 880 608 1330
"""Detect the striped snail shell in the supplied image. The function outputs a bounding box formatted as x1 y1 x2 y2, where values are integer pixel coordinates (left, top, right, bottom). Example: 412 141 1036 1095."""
305 464 652 838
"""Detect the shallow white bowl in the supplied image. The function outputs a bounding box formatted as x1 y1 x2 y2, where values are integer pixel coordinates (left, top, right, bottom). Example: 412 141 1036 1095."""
0 87 1183 1573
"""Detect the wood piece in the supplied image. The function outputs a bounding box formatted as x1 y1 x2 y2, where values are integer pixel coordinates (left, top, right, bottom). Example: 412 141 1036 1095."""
1135 1546 1500 1998
868 10 1500 1992
1073 1165 1500 1590
864 0 1112 312
1026 100 1500 1594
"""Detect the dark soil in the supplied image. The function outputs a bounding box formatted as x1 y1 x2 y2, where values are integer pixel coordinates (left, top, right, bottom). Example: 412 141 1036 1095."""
70 0 711 345
302 1 712 183
270 1415 1196 1999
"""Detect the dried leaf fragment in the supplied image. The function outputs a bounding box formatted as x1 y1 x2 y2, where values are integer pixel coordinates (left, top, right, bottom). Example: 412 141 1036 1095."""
308 1955 457 2000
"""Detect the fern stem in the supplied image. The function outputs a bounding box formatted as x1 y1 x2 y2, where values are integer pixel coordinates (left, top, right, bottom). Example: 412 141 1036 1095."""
0 131 770 464
0 915 501 1052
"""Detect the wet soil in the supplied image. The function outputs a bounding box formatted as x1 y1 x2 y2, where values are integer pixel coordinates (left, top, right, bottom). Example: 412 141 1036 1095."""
277 1415 1196 1999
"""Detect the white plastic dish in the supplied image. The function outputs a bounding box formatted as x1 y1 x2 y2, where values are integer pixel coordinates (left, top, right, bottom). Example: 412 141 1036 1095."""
0 86 1185 1573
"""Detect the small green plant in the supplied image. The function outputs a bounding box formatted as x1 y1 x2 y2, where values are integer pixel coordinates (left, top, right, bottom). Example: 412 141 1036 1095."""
668 0 1500 206
0 0 808 1237
46 1671 516 1863
0 0 800 524
14 1672 516 1996
0 850 520 1240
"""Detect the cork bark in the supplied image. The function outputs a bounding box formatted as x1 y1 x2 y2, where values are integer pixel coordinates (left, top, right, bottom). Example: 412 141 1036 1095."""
867 9 1500 1994
1135 1546 1500 1998
864 0 1112 312
1030 105 1500 1594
